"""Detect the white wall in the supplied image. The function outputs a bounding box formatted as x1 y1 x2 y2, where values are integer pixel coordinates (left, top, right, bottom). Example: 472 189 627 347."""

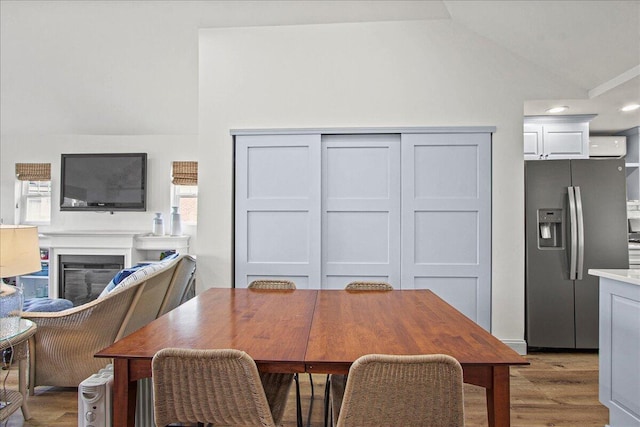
198 20 586 346
0 135 197 244
0 1 200 135
0 2 199 252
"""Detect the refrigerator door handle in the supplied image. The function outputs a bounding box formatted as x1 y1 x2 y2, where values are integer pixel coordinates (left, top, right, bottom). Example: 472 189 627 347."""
575 186 585 280
568 186 578 280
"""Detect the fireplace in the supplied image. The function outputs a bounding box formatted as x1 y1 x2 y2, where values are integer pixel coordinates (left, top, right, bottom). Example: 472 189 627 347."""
58 255 124 306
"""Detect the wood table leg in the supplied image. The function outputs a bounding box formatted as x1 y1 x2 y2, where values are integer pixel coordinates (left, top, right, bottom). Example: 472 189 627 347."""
486 365 511 427
112 358 137 427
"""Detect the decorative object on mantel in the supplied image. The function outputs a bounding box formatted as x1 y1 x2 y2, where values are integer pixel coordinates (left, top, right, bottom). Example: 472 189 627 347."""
0 225 42 338
170 206 182 236
152 212 164 236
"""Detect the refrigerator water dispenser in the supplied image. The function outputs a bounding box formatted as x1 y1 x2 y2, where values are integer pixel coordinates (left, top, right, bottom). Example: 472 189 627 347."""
538 209 563 249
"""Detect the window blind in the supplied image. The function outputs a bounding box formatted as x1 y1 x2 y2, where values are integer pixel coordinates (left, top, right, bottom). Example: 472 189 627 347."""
172 161 198 185
15 163 51 181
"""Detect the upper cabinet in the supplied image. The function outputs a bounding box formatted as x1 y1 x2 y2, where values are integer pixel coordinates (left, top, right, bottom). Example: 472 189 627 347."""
621 126 640 201
524 115 595 160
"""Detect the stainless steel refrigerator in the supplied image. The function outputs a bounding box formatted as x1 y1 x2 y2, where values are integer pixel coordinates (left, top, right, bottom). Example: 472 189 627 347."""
525 158 629 349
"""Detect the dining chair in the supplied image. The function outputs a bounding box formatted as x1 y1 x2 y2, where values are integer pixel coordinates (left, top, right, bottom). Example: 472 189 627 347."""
248 279 297 290
330 353 465 427
344 281 394 291
152 348 293 427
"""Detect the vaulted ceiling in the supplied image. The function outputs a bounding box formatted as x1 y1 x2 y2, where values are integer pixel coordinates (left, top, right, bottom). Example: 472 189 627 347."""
195 0 639 133
444 1 639 133
2 1 638 133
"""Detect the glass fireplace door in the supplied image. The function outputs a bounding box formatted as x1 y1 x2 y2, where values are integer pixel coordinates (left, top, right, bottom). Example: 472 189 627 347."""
59 255 124 306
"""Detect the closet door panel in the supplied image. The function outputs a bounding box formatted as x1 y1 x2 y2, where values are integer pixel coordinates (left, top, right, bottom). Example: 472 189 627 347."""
414 210 478 264
247 211 309 262
413 144 479 199
415 277 480 322
401 132 491 330
322 134 401 289
235 134 321 288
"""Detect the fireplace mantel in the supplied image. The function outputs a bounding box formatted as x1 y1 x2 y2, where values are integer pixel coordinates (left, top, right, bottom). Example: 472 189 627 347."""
38 231 190 298
40 231 140 250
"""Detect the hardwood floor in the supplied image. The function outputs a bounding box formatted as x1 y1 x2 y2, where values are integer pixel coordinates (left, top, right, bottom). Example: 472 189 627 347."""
1 351 608 426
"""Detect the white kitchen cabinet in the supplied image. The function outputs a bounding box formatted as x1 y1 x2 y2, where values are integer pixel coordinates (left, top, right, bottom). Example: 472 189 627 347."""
589 270 640 427
524 115 595 160
622 126 640 200
523 123 543 158
233 127 493 330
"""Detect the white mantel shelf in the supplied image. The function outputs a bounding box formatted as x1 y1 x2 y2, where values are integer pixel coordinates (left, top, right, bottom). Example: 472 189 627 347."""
40 231 140 249
134 234 190 250
40 231 189 249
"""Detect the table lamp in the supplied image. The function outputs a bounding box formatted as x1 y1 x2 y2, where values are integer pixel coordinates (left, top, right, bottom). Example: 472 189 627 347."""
0 225 41 338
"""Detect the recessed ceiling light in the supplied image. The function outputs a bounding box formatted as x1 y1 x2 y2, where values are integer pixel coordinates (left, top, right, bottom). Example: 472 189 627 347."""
546 106 569 113
621 103 640 112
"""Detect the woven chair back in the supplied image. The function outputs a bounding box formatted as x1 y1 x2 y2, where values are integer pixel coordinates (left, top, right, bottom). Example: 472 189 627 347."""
158 255 197 316
29 280 144 388
335 353 464 427
345 281 394 291
248 279 296 290
152 348 281 427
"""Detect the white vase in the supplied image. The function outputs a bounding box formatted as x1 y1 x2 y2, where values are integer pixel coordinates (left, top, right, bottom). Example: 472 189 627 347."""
170 207 182 236
152 212 164 236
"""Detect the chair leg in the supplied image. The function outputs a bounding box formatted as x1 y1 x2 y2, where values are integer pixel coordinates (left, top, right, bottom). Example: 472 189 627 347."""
295 373 303 427
308 372 314 398
306 383 314 427
323 374 331 427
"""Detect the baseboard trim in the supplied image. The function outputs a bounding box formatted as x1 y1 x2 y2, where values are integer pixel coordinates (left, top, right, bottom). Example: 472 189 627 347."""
501 339 528 355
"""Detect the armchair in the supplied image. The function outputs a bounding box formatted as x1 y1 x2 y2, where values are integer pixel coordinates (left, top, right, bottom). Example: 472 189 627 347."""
22 254 196 393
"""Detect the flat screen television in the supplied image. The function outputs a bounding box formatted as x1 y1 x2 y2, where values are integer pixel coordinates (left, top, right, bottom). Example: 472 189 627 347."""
60 153 147 211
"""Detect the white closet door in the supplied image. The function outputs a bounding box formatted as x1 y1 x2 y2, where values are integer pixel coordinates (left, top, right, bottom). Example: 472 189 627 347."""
321 134 401 289
401 133 492 329
235 134 321 288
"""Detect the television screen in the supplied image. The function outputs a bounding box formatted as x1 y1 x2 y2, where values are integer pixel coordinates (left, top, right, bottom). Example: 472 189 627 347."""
60 153 147 211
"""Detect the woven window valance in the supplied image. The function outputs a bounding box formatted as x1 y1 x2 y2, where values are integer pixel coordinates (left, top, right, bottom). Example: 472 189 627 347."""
172 161 198 185
15 163 51 181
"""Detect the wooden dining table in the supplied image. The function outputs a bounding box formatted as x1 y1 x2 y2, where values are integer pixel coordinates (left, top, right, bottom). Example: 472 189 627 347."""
96 288 528 427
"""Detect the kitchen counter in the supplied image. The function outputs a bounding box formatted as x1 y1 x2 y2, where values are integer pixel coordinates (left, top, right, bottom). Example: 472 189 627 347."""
589 268 640 286
588 269 640 427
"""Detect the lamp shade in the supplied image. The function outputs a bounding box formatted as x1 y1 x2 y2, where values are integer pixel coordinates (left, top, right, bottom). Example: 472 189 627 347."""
0 225 41 278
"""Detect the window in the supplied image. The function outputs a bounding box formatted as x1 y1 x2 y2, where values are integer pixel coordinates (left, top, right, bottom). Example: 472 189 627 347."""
172 184 198 223
171 161 198 223
15 163 51 224
21 181 52 223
